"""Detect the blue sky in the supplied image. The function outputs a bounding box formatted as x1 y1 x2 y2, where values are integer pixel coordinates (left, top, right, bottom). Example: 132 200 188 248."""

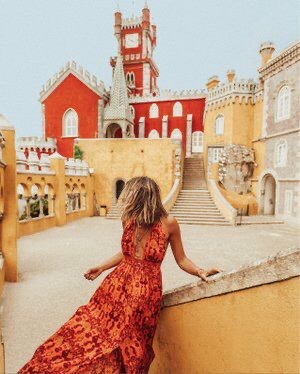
0 0 299 137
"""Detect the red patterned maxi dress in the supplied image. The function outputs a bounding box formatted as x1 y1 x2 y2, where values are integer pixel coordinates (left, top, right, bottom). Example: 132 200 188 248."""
18 219 169 374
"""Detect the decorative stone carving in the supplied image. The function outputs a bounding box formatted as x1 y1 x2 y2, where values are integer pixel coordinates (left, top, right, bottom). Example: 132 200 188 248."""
218 144 257 194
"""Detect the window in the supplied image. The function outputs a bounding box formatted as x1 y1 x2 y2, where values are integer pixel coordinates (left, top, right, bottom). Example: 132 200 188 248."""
148 129 160 138
171 128 182 140
210 147 223 163
276 85 291 121
284 190 293 214
173 101 183 117
275 139 287 167
215 115 224 135
63 109 78 137
149 103 159 118
126 72 135 87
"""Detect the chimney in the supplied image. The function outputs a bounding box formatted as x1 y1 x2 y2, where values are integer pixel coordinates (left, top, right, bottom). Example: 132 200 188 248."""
206 75 220 90
259 42 275 66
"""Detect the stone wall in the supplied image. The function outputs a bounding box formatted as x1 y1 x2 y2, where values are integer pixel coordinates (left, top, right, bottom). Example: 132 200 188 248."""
77 138 178 211
150 248 300 374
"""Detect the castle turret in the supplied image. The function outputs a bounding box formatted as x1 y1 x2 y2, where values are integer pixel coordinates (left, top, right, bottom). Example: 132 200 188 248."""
206 76 220 90
259 42 275 66
114 7 122 53
142 1 150 31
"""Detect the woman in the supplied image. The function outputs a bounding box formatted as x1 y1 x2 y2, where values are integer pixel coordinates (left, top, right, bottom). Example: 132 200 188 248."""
18 176 222 374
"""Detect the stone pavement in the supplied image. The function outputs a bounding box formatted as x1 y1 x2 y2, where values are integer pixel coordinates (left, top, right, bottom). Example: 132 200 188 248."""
3 217 299 373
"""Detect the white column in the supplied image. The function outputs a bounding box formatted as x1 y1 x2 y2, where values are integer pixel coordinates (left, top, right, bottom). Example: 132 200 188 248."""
186 114 193 157
41 104 46 141
138 117 145 138
97 98 104 138
162 115 168 138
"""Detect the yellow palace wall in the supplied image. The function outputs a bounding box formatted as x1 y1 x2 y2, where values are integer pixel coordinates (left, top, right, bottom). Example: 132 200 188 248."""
150 276 299 374
203 96 265 208
77 138 178 211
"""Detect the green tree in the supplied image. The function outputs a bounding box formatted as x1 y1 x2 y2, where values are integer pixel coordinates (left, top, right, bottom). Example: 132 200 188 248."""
74 145 84 160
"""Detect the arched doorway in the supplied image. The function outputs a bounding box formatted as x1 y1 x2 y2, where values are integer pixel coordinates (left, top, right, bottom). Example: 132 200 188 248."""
106 123 122 138
262 174 276 215
116 179 125 200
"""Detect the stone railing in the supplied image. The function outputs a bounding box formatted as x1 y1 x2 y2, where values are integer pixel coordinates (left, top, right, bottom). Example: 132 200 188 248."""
64 158 89 176
163 140 183 211
15 150 93 236
150 248 300 373
207 179 237 225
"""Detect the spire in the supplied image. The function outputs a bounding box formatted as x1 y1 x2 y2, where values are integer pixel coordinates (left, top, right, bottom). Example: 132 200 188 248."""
104 55 130 120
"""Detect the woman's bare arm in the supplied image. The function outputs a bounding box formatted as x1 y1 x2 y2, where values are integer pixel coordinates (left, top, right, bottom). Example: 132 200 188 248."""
167 215 222 282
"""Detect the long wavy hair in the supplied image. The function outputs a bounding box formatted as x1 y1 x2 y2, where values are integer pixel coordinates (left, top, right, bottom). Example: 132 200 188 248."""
117 176 168 228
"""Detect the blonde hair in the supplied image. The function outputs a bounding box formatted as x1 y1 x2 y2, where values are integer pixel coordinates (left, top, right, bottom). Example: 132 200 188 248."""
117 176 168 227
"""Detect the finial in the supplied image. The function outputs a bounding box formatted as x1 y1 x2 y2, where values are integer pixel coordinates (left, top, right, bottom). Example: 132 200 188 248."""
144 0 149 9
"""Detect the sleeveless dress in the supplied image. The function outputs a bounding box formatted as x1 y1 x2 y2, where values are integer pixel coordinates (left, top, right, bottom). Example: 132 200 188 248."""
18 218 169 374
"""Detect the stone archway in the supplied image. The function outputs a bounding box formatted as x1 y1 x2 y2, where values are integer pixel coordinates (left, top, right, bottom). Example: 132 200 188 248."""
105 123 123 138
261 174 276 215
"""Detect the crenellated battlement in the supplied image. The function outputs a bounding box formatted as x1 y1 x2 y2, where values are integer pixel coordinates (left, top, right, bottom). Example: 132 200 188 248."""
16 149 89 176
205 78 263 108
129 88 206 103
16 136 56 152
122 16 142 29
39 60 108 102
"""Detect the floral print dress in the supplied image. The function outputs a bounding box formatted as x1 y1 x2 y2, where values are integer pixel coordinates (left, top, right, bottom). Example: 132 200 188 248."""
18 218 169 374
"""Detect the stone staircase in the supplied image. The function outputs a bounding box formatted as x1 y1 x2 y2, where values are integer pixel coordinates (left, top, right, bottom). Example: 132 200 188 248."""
169 155 231 225
106 154 230 225
106 203 120 220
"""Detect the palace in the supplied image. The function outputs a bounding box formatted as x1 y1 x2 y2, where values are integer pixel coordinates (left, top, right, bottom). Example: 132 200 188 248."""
27 4 205 159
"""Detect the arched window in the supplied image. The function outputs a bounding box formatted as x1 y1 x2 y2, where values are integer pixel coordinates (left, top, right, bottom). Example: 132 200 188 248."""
63 109 78 137
126 72 135 87
275 139 287 166
276 85 291 121
173 101 183 117
148 129 160 138
171 128 182 140
215 115 224 135
149 103 159 118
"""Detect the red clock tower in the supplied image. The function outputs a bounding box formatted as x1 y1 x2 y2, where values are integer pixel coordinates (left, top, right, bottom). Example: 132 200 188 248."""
112 2 159 97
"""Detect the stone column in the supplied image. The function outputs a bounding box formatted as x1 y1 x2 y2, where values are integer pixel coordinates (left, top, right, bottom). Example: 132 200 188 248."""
186 114 193 157
97 99 104 138
75 193 79 210
0 118 18 281
49 194 55 215
49 152 67 226
81 192 87 210
138 117 145 138
39 196 44 218
162 115 168 138
25 196 31 219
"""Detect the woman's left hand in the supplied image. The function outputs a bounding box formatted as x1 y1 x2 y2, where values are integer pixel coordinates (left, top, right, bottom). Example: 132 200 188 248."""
196 267 224 282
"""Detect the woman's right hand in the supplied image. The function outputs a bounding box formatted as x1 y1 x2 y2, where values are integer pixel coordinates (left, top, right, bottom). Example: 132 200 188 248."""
83 266 103 281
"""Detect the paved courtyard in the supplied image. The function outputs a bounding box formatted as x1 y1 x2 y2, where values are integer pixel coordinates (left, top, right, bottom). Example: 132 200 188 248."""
3 217 299 373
